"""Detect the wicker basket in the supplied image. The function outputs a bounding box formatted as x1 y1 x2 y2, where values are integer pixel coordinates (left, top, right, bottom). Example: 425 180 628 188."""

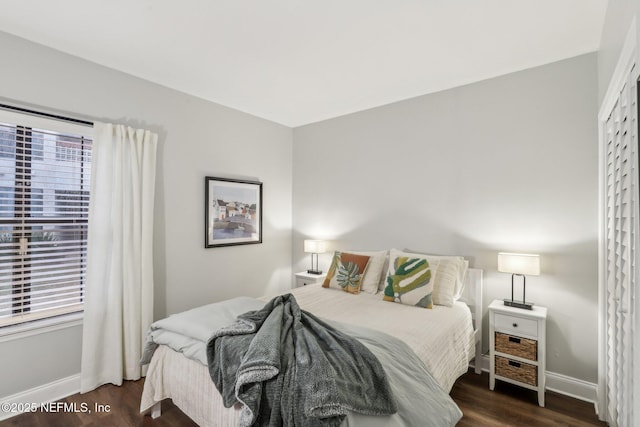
495 356 538 386
495 332 537 361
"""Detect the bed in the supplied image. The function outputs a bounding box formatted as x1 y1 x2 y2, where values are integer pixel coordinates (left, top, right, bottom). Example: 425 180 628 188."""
140 259 483 426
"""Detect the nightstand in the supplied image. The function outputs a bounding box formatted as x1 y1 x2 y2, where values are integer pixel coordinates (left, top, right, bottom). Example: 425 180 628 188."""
294 271 327 288
489 299 547 407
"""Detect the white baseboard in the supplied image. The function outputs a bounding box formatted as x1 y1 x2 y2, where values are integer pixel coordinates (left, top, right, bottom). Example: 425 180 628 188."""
546 371 598 404
477 355 597 404
0 374 80 421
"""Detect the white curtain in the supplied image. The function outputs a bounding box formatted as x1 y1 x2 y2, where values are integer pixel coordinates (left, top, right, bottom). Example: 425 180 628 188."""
80 122 158 393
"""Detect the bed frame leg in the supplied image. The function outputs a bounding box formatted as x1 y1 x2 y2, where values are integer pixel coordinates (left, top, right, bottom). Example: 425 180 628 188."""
151 402 162 419
474 340 483 374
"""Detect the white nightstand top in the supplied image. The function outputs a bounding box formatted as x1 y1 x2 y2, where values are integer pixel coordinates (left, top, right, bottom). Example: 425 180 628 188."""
295 271 327 280
489 299 547 319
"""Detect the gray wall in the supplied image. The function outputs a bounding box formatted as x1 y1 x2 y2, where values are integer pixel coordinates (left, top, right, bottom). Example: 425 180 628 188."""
293 53 599 383
0 326 82 398
0 31 293 397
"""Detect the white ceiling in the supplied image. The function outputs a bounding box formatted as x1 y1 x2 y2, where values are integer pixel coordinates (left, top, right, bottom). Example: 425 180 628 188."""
0 1 608 127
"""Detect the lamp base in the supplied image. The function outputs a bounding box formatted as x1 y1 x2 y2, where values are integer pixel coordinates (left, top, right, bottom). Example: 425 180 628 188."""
503 299 534 310
307 269 323 275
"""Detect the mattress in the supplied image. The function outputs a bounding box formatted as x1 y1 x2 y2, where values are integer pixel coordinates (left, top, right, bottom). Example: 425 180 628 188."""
140 284 475 426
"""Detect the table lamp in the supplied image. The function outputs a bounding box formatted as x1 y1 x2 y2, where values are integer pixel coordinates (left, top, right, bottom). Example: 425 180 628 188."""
498 252 540 310
304 240 327 275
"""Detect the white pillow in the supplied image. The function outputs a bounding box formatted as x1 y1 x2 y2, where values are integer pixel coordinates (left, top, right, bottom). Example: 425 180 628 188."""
424 254 468 303
456 259 469 299
349 250 388 294
384 249 467 306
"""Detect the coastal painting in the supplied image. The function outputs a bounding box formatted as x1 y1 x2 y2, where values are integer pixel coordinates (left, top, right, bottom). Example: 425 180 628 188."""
205 176 262 248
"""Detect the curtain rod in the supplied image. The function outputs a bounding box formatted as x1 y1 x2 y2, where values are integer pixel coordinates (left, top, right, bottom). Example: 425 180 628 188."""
0 103 93 127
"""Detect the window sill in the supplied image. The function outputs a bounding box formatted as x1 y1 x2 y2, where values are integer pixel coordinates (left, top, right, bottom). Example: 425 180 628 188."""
0 312 83 343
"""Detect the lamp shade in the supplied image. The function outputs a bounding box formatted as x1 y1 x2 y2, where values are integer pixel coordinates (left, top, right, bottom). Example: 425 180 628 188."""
498 253 540 276
304 240 327 254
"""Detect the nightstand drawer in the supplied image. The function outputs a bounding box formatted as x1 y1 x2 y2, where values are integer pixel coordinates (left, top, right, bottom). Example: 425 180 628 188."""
494 313 538 338
495 356 538 386
495 332 537 361
296 277 315 287
294 272 327 288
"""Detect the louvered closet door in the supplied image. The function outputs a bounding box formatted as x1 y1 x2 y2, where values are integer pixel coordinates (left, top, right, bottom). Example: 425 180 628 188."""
603 66 637 427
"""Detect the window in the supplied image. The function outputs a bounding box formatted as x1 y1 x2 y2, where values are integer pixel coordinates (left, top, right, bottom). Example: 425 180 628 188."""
56 139 82 162
0 109 92 328
0 126 44 161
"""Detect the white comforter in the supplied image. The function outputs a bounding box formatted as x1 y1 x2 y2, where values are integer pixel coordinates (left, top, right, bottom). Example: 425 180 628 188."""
140 285 475 426
269 284 475 392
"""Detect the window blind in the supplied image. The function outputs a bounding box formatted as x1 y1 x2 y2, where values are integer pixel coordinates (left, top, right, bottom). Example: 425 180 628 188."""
0 109 92 328
602 68 637 427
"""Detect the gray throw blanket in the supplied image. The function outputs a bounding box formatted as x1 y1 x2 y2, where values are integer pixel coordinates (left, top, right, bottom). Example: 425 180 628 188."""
206 293 397 427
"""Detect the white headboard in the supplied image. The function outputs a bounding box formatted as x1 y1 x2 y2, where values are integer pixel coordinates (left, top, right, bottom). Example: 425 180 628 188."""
458 267 483 374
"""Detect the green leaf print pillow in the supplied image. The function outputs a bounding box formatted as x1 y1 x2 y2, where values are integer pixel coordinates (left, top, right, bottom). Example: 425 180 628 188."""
322 251 371 294
383 249 438 308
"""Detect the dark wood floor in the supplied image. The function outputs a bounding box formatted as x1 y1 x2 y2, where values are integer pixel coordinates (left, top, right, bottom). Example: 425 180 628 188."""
2 370 606 426
451 370 606 426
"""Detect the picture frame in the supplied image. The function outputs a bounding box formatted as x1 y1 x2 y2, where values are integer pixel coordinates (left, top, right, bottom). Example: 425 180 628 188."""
205 176 263 248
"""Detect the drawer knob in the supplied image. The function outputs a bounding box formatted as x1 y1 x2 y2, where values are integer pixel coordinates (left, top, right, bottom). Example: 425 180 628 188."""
512 323 518 328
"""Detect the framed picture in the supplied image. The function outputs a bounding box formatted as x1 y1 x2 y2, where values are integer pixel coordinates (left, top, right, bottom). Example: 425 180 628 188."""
205 176 263 248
